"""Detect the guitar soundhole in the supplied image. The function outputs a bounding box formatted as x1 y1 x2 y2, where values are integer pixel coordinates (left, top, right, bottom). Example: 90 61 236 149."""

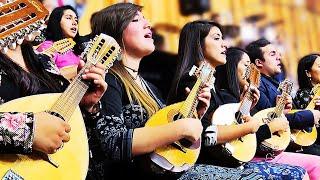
267 112 277 121
179 138 193 148
273 131 281 137
235 111 243 124
173 113 183 121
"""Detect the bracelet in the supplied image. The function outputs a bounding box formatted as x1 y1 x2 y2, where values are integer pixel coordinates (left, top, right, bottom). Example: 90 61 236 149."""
204 125 218 147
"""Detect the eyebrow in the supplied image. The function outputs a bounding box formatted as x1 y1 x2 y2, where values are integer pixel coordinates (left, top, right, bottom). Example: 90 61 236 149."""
64 14 77 18
212 33 221 36
269 50 276 54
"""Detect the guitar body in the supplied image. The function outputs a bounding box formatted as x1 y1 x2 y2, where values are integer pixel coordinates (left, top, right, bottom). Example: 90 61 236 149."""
145 102 200 172
253 108 291 155
289 110 317 147
0 93 89 180
211 103 257 163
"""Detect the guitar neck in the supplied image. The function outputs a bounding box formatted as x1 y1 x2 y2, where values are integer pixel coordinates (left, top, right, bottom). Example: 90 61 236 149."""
179 79 202 118
239 90 253 116
42 46 55 56
49 64 90 121
273 92 288 118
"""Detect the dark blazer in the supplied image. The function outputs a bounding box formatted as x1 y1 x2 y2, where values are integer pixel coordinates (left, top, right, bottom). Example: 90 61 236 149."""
253 74 314 129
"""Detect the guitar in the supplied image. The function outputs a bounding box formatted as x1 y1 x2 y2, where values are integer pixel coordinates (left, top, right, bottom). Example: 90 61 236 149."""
0 33 120 179
39 38 77 80
0 0 48 53
211 63 260 164
40 38 76 57
290 84 319 148
253 79 293 156
145 62 214 172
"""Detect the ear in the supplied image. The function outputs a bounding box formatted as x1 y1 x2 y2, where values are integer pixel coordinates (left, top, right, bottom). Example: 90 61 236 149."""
305 70 311 78
255 59 263 68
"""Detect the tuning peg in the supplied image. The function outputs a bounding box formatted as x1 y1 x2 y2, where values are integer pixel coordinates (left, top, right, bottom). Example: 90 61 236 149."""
9 42 16 50
24 34 35 41
0 39 5 47
1 46 8 54
32 30 41 37
189 65 197 76
17 38 24 45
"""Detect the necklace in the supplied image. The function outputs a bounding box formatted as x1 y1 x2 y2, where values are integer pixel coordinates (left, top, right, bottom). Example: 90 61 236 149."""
124 65 139 80
124 65 138 72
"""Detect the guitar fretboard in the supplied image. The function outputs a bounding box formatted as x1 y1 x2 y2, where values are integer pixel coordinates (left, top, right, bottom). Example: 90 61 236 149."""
50 64 90 121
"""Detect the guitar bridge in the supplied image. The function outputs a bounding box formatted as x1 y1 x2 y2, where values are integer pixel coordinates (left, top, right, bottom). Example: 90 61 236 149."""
2 169 23 180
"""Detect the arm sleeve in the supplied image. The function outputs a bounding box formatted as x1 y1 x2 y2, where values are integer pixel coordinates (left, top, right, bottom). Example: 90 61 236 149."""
286 110 314 129
256 124 272 145
95 74 133 161
0 112 34 154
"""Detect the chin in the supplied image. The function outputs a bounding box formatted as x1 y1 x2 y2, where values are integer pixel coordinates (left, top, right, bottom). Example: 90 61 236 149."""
217 58 226 65
143 47 155 56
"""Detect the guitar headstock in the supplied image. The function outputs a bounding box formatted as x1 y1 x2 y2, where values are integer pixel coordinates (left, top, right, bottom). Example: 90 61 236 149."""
81 33 121 70
278 79 293 95
51 38 75 54
0 0 48 53
248 63 261 87
189 62 214 86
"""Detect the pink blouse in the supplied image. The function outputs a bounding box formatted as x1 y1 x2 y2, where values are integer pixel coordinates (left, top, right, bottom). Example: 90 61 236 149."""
37 40 80 69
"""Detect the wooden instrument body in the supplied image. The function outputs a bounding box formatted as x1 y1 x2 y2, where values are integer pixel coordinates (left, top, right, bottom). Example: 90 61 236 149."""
253 107 291 155
145 102 201 172
212 103 257 162
0 93 88 180
289 109 317 147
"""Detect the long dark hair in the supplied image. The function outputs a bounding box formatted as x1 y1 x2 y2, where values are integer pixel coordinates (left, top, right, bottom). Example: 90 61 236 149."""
215 47 247 100
167 20 222 104
0 43 61 96
91 3 159 117
45 5 81 55
297 53 320 89
91 3 142 47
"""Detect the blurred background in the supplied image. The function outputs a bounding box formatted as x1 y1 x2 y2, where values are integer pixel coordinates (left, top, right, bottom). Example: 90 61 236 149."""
42 0 320 96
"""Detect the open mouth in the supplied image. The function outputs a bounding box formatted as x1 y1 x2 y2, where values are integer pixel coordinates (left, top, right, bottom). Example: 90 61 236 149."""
221 50 226 55
144 33 152 39
70 27 77 33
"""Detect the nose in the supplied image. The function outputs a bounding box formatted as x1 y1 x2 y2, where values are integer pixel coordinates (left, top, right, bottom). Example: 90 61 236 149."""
277 52 282 61
144 19 151 29
72 18 78 26
222 39 227 49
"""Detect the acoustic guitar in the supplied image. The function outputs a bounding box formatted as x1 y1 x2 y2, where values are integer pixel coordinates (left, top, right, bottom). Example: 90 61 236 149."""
0 29 120 180
40 38 78 81
40 38 76 57
145 62 215 172
253 79 293 156
0 0 48 53
211 63 260 163
290 84 319 148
